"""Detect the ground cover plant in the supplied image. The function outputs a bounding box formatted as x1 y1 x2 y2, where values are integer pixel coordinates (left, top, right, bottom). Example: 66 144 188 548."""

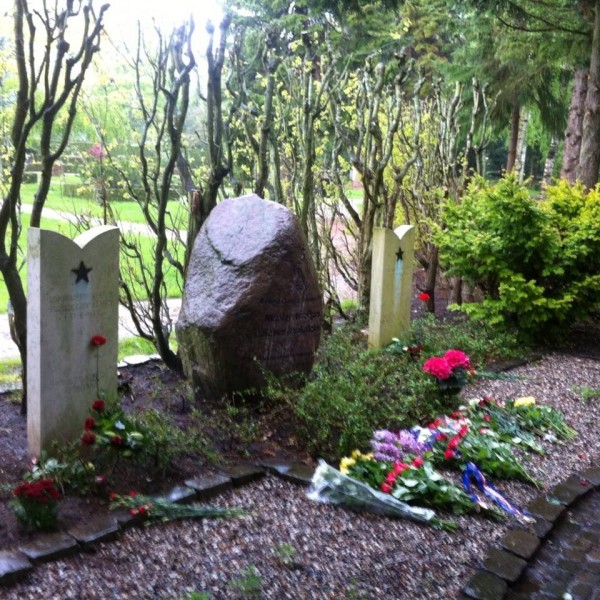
0 310 527 543
290 314 526 462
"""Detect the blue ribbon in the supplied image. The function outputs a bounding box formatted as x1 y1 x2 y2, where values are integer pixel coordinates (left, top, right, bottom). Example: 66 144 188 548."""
462 462 534 523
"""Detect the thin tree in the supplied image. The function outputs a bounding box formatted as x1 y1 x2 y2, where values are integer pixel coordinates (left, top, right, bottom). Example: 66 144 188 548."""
1 0 108 413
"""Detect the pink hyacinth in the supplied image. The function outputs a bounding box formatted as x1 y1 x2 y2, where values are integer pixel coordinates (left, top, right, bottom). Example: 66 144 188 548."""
443 349 470 370
423 357 453 380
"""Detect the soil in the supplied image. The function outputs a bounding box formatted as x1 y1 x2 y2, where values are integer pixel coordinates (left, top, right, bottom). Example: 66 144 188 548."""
0 357 319 550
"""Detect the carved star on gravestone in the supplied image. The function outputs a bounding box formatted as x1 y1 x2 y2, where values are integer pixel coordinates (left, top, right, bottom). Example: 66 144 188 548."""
71 260 92 283
396 247 404 261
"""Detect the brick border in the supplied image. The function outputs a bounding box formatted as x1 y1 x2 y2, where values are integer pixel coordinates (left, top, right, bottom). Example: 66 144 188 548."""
0 461 313 586
461 460 600 600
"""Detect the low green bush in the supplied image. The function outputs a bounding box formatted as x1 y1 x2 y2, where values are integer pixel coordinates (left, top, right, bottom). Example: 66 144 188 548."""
436 176 600 340
291 316 523 462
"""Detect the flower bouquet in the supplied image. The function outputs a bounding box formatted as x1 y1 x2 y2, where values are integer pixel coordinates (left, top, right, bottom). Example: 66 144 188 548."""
426 417 541 488
456 401 544 455
81 398 146 457
505 397 577 441
307 459 456 531
109 491 245 523
423 350 472 392
11 478 61 530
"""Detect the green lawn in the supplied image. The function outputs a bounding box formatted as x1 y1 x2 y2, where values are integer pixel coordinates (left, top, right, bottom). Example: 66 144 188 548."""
0 211 184 315
20 183 188 227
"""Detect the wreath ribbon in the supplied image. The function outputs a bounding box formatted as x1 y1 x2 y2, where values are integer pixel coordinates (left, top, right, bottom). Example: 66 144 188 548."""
462 462 534 523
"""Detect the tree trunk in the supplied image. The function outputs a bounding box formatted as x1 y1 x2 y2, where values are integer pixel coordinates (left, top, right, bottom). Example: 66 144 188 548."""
514 110 529 183
577 2 600 190
506 93 520 173
423 246 439 313
561 69 587 183
543 136 558 185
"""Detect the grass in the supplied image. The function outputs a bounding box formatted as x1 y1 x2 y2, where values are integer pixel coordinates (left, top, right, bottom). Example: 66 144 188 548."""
0 202 185 315
0 358 21 389
117 337 160 360
20 183 188 227
0 335 167 386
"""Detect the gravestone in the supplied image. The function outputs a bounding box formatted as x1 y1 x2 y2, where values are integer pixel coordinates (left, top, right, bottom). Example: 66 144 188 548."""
27 226 119 455
176 194 322 400
368 225 415 349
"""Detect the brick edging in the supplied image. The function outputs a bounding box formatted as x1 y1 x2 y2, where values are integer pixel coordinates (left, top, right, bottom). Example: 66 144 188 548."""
0 461 313 586
461 461 600 600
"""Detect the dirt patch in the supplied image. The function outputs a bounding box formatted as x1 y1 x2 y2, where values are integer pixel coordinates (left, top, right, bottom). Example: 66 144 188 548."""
0 358 314 551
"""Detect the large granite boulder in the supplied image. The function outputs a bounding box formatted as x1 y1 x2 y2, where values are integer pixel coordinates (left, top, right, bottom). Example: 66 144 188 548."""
176 194 323 400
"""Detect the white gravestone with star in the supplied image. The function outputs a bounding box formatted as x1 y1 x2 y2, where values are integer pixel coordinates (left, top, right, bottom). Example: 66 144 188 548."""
368 225 416 349
27 226 119 455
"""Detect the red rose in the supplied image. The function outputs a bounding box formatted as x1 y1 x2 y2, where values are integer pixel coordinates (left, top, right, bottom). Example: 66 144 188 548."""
109 492 119 501
111 435 123 446
483 415 491 422
418 292 430 301
137 505 147 515
90 335 107 347
129 491 138 498
130 508 138 516
437 433 448 442
91 399 105 412
412 457 424 468
444 449 455 460
423 357 453 380
81 432 96 446
84 417 96 431
380 483 392 494
458 425 469 438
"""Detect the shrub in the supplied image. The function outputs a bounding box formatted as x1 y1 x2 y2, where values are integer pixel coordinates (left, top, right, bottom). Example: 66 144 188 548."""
436 176 600 339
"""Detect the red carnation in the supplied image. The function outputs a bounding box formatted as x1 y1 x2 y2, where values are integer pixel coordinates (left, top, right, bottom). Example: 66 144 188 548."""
413 457 424 468
381 482 392 494
81 431 96 446
90 335 107 347
418 292 430 302
84 417 96 431
111 435 123 447
444 449 455 460
448 436 461 450
91 399 105 412
393 462 409 476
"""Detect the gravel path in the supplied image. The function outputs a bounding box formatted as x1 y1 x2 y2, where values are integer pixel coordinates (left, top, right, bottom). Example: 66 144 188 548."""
3 351 600 599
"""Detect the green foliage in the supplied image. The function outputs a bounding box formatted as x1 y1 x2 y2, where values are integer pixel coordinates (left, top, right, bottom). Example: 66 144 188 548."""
291 317 521 462
132 408 219 474
273 543 297 568
437 176 600 339
229 565 263 599
571 386 600 403
23 448 95 496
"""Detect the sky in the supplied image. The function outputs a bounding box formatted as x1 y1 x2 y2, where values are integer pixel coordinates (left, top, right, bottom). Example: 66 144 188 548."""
104 0 224 38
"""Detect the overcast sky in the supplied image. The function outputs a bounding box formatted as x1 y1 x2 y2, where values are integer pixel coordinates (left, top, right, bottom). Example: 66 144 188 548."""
103 0 224 40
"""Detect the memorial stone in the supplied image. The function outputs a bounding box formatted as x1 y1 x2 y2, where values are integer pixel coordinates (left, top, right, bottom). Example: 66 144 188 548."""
176 194 322 400
27 226 119 455
368 225 416 348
